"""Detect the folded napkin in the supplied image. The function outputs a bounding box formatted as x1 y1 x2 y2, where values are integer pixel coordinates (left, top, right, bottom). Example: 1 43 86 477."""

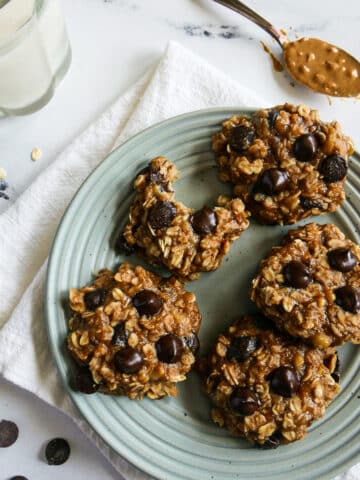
0 41 357 480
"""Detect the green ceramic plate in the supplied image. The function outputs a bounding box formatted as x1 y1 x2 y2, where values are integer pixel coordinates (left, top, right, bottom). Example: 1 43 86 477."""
45 108 360 480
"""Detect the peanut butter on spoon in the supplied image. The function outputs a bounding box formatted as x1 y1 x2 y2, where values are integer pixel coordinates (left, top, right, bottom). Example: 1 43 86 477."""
284 38 360 97
213 0 360 98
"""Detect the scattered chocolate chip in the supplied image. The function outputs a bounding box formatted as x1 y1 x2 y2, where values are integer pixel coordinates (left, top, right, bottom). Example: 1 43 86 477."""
283 261 312 289
335 285 360 313
45 438 71 465
300 197 323 210
133 290 163 316
259 432 281 449
228 125 255 153
74 368 99 394
253 168 290 196
320 155 347 183
267 110 279 128
293 134 318 162
0 420 19 448
112 323 129 347
185 333 200 354
332 356 341 383
148 200 177 229
115 234 134 256
268 366 300 397
191 207 217 235
229 387 259 415
156 334 185 363
328 248 357 272
226 336 259 362
84 288 106 311
10 476 28 480
114 348 144 374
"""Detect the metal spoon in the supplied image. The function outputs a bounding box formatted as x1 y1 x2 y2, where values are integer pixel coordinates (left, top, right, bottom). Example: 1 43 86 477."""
213 0 360 97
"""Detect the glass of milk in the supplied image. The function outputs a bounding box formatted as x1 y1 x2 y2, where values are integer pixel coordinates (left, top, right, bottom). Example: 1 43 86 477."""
0 0 71 116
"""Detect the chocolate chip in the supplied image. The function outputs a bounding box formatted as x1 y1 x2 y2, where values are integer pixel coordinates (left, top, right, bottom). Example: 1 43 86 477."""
185 333 200 354
293 134 318 162
328 248 357 272
229 387 259 415
267 110 279 128
191 207 217 235
10 477 28 480
148 201 177 229
300 197 323 210
0 420 19 448
84 288 106 310
335 285 360 313
320 155 347 183
114 348 144 374
283 261 312 289
332 356 341 383
115 234 134 256
226 336 259 362
253 168 290 196
259 432 281 449
133 290 163 316
112 323 129 347
74 368 99 394
45 438 71 465
228 125 255 153
268 366 300 397
156 334 185 363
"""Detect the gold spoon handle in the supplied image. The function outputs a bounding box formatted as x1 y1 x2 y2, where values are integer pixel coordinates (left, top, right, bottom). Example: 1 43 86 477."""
212 0 285 48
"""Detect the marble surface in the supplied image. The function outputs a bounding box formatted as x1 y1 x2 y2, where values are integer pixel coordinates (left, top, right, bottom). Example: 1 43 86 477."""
0 0 360 479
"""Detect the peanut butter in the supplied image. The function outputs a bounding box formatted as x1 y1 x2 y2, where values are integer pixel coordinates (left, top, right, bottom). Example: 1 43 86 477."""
284 37 360 97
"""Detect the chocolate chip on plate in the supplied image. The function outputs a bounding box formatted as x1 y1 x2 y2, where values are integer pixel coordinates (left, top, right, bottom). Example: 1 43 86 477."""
335 285 360 313
293 134 318 162
115 234 134 256
268 366 300 397
45 438 71 466
300 197 323 210
10 476 29 480
260 433 281 450
229 387 259 415
283 261 312 289
191 207 217 235
156 334 185 363
228 125 256 153
253 168 290 196
226 336 259 362
319 154 347 183
84 288 106 311
112 323 129 347
185 333 200 354
0 420 19 448
114 347 144 374
328 248 357 272
332 356 341 383
74 368 99 394
148 200 177 229
133 290 163 316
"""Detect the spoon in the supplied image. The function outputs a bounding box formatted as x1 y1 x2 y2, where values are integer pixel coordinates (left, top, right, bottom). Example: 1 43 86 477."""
213 0 360 97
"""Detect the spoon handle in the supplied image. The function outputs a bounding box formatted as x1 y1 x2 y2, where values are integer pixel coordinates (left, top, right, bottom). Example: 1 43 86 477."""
212 0 285 47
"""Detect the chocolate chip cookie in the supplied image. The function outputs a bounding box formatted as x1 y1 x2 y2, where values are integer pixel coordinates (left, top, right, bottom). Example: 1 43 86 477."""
251 223 360 347
120 156 250 280
67 263 202 399
201 315 339 447
212 103 354 225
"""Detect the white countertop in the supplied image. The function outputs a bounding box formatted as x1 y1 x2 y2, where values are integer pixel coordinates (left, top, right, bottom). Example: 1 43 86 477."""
1 0 360 479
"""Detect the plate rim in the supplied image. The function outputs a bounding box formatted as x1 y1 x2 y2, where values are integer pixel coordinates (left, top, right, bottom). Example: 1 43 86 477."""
45 106 360 480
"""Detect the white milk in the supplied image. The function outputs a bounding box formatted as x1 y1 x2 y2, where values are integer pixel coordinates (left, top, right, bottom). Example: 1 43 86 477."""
0 0 71 114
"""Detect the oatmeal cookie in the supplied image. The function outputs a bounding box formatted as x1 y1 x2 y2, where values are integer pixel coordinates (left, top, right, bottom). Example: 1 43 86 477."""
201 315 339 447
67 263 202 399
251 223 360 347
120 156 250 280
212 103 354 224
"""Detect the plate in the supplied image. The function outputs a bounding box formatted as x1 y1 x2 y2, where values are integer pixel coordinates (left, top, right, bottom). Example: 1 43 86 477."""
45 108 360 480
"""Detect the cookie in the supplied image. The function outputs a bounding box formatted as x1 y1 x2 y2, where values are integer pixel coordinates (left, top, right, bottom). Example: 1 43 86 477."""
120 156 250 280
212 103 354 225
201 315 339 447
251 223 360 347
67 263 202 399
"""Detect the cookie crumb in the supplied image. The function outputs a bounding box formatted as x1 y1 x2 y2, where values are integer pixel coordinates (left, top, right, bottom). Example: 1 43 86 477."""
31 147 42 161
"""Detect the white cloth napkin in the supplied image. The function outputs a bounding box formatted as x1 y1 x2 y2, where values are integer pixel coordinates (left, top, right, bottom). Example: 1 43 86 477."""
0 41 357 480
